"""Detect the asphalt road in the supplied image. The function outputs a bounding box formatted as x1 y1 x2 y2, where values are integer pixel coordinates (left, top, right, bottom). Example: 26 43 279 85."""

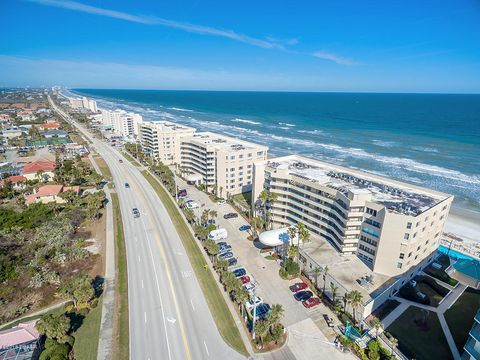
49 97 245 360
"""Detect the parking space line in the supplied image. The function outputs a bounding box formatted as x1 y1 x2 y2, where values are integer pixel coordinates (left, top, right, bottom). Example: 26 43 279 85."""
190 298 195 311
203 340 209 357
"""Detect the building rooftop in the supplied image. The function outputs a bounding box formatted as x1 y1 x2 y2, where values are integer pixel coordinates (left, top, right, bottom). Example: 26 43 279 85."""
188 132 268 152
142 120 195 132
267 155 450 216
0 320 39 348
22 161 56 174
301 234 397 305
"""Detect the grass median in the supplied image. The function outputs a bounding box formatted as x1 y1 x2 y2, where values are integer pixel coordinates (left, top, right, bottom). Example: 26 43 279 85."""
111 193 129 360
141 170 248 356
122 152 141 167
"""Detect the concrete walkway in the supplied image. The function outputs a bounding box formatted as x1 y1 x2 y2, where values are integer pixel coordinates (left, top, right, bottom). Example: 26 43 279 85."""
0 301 68 330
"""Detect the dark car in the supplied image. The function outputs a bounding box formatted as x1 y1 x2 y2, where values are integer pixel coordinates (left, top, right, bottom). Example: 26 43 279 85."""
302 297 321 308
294 290 313 302
251 303 271 320
125 182 130 188
223 212 238 219
178 189 187 197
119 159 123 163
227 257 238 266
132 208 140 218
232 268 246 277
290 282 308 293
216 241 228 247
219 244 232 252
239 225 251 231
219 251 233 260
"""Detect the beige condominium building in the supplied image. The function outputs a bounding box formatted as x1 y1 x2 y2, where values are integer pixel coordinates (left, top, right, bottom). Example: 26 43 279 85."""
139 121 196 165
252 154 453 277
180 132 268 197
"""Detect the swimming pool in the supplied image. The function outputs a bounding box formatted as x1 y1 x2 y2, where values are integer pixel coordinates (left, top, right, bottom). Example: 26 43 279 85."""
438 245 477 261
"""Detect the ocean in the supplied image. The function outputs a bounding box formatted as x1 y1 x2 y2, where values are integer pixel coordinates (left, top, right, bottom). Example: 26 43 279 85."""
71 89 480 214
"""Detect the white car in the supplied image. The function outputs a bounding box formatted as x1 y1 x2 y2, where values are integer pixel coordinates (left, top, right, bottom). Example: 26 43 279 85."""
244 282 256 295
245 296 263 311
217 199 226 205
185 201 199 209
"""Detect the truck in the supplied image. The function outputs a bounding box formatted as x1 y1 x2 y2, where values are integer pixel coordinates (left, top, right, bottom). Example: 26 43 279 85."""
208 228 228 241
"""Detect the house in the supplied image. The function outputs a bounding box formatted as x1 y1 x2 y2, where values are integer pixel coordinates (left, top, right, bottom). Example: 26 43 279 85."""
22 161 56 181
42 130 68 139
39 121 61 130
1 127 27 140
0 320 41 360
25 184 80 205
0 175 27 189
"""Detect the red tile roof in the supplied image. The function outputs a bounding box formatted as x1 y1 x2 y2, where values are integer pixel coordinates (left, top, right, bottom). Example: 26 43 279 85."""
39 122 61 130
1 175 27 185
22 161 56 174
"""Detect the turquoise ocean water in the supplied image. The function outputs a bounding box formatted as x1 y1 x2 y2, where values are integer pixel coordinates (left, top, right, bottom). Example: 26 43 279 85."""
71 89 480 213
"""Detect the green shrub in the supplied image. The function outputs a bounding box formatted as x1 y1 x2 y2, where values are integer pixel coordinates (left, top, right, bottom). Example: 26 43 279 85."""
284 258 300 275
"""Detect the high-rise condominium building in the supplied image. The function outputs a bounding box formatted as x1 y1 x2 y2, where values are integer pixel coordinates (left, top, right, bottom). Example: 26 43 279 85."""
463 309 480 360
101 109 143 137
139 121 196 165
69 97 97 112
181 132 268 196
252 155 453 276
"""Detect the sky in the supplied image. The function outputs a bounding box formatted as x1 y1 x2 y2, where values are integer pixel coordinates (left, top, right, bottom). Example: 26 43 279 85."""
1 0 480 92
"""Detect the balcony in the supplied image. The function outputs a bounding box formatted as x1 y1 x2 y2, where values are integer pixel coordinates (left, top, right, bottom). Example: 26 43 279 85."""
464 337 480 360
470 322 480 343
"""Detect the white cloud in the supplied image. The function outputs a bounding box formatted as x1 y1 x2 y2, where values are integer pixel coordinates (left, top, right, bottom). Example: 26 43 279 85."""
313 50 358 66
28 0 284 50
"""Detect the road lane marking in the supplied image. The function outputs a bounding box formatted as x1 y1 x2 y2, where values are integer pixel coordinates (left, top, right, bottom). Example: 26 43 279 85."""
204 340 209 357
190 299 195 311
138 255 140 262
141 279 144 289
144 312 147 323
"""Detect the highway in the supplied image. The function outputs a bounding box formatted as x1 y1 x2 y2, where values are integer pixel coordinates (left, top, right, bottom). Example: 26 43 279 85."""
49 96 245 360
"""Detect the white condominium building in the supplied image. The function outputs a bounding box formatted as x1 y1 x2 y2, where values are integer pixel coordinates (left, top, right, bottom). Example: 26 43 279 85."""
69 97 97 112
101 109 143 137
252 155 453 276
139 121 196 165
181 132 268 196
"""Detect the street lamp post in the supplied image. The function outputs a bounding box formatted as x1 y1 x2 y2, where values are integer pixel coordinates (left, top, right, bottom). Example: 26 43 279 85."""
252 287 257 340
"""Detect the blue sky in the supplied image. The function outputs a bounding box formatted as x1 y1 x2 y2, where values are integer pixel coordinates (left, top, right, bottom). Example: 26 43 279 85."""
1 0 480 92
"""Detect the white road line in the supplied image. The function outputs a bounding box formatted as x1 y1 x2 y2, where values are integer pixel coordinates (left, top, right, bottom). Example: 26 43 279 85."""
141 217 172 360
138 255 140 262
190 299 195 311
144 312 147 323
141 279 144 289
204 340 210 357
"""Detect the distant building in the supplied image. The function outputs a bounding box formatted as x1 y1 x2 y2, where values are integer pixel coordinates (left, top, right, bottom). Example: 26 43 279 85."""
39 121 61 130
139 120 196 164
0 320 41 360
463 309 480 360
0 175 27 189
100 109 143 137
69 97 97 112
25 184 80 205
1 127 27 139
42 130 68 138
22 161 56 181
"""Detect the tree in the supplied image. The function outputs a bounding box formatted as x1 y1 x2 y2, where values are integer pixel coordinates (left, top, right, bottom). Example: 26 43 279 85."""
85 191 105 220
183 208 196 224
59 189 77 205
254 320 269 347
370 317 383 339
330 283 339 304
205 239 219 264
322 265 329 294
347 290 363 325
297 222 310 249
232 286 249 316
215 259 229 274
58 274 94 309
312 266 322 290
36 170 46 182
36 313 71 344
268 304 284 331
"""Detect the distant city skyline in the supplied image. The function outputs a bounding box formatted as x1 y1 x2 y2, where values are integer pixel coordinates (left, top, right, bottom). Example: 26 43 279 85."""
1 0 479 92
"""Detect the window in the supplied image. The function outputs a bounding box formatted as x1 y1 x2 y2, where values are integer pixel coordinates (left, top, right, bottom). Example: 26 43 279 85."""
422 227 426 232
365 218 381 228
248 153 252 158
404 233 410 240
408 252 412 258
407 222 412 229
413 232 417 238
366 208 377 216
416 222 420 228
257 151 263 156
425 216 429 221
417 245 421 251
239 154 244 159
399 253 405 259
397 262 403 269
230 155 235 160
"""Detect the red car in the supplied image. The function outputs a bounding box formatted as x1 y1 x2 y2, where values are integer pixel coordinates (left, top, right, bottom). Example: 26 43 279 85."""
302 297 321 308
239 275 251 284
290 282 308 293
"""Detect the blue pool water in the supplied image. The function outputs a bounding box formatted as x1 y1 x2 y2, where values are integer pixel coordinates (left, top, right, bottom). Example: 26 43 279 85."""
438 245 477 261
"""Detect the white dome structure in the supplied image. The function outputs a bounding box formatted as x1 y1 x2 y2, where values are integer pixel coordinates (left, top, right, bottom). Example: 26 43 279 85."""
258 227 297 247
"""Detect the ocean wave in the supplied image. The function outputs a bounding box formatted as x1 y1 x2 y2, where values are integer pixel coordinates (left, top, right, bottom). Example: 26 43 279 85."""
298 129 324 135
412 145 439 153
168 107 193 112
278 122 296 127
232 118 261 125
372 139 398 148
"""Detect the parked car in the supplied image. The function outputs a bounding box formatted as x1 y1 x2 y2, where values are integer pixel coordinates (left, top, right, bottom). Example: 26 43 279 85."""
232 268 246 277
208 228 228 241
217 199 226 205
185 202 199 209
223 212 238 219
125 182 130 188
119 159 123 163
239 225 251 231
239 275 251 284
227 257 238 266
178 189 187 197
323 314 335 327
245 296 263 310
132 208 140 218
250 303 270 320
219 251 234 260
294 290 313 301
216 241 228 247
219 244 232 252
290 282 308 293
302 297 321 308
244 282 256 295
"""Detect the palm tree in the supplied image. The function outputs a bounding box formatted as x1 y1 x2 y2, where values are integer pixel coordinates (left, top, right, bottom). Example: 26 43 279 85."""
287 244 298 260
205 239 220 264
390 336 398 356
297 222 310 249
216 259 229 274
312 266 322 290
347 290 363 325
322 265 329 294
268 304 284 331
209 210 218 224
254 320 269 347
233 286 249 316
342 293 349 314
330 283 339 304
370 316 383 339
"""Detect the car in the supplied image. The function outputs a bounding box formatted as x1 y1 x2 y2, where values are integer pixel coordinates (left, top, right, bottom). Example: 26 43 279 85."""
217 199 226 205
290 282 308 293
216 241 228 247
323 314 335 328
294 290 313 302
132 208 140 218
244 282 256 294
178 189 187 196
232 268 246 277
250 303 270 320
302 297 321 308
223 212 238 219
125 182 130 188
185 202 200 209
239 275 251 284
245 296 264 310
227 257 238 266
218 251 234 260
119 159 123 163
239 225 251 231
219 244 232 252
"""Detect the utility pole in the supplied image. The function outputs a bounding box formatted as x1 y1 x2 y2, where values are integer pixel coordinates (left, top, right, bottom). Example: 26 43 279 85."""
252 287 258 340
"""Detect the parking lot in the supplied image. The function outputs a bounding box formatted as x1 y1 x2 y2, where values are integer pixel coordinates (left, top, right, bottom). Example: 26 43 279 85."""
176 177 343 345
